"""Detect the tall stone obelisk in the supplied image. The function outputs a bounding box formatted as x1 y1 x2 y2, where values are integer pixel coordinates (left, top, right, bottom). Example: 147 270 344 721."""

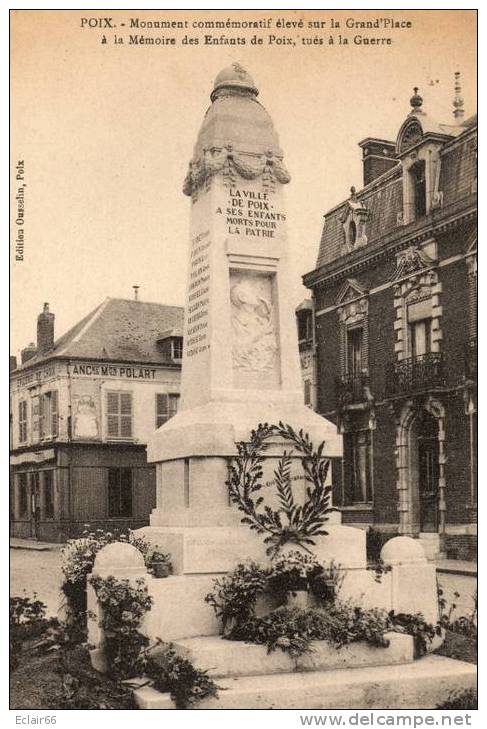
146 65 341 570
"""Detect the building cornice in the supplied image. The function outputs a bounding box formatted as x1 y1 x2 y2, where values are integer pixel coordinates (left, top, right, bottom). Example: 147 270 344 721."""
304 196 476 290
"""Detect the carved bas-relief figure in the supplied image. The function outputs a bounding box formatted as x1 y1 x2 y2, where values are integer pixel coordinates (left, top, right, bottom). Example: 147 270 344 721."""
230 278 277 372
74 395 99 438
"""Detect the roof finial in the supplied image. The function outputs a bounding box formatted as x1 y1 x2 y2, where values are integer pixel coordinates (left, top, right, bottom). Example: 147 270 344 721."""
453 71 464 121
410 86 423 111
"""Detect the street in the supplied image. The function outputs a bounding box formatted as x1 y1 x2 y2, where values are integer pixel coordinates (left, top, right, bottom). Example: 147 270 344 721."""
10 546 64 617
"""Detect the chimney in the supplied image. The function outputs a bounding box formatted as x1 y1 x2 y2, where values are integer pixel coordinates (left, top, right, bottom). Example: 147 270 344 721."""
21 343 37 364
37 302 55 355
10 355 17 372
453 71 464 121
358 138 397 187
133 285 140 302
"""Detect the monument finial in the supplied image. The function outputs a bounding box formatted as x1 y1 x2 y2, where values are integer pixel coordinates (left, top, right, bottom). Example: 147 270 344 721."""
410 87 423 111
453 71 464 121
210 63 259 102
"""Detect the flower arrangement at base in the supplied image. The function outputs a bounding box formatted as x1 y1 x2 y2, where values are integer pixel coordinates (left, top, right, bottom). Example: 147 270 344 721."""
149 549 173 578
267 551 344 607
205 561 268 636
227 603 392 658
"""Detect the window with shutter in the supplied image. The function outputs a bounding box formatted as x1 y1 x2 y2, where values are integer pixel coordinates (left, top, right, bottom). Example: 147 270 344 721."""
38 395 45 440
51 391 58 437
18 400 28 443
106 392 133 439
156 393 180 427
31 395 40 442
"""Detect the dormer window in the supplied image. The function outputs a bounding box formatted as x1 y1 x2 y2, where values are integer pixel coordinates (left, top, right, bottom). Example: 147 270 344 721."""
411 160 427 219
172 337 183 361
341 188 369 253
157 331 184 362
396 88 452 225
349 220 357 246
399 119 423 153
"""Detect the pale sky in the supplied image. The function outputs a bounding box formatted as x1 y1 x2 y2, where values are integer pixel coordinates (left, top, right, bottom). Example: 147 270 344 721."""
10 9 477 359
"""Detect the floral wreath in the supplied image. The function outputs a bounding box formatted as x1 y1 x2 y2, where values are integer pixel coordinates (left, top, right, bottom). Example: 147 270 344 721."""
226 422 333 556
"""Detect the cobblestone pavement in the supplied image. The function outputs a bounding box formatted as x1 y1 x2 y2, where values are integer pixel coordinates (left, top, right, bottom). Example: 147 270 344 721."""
10 548 64 616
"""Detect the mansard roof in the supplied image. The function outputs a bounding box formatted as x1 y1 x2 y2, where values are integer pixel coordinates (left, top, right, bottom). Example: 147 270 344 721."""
311 115 476 274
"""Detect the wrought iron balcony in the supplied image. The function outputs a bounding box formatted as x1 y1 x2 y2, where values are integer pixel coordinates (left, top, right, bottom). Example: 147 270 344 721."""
336 372 369 407
387 352 445 396
465 338 477 381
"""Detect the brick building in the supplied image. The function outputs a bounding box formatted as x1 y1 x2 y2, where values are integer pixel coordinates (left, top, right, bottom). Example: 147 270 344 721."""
303 82 477 560
10 297 183 541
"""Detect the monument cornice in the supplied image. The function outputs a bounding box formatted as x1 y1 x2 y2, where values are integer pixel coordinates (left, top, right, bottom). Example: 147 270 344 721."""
183 144 291 197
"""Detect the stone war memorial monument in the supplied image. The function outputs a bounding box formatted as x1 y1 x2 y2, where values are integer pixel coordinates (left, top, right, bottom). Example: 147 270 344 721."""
88 65 476 710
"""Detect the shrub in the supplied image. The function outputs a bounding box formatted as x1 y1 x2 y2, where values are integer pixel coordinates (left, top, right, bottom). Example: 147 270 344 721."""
145 644 219 709
10 593 50 672
47 645 136 710
90 574 218 708
388 611 441 658
90 575 153 680
60 527 157 638
436 688 477 710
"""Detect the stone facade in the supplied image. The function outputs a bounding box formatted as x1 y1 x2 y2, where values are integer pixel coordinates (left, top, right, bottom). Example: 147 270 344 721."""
303 87 477 560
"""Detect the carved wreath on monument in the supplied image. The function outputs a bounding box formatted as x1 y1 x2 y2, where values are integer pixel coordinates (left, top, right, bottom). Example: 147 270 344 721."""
226 422 333 556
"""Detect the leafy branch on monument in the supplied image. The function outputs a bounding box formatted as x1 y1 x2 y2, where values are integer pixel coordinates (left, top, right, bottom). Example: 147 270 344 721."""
226 422 333 556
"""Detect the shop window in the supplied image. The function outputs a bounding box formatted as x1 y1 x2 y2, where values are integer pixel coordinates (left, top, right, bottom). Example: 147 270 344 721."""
108 468 133 518
18 473 28 517
156 393 180 428
106 392 133 439
43 471 54 519
18 400 28 443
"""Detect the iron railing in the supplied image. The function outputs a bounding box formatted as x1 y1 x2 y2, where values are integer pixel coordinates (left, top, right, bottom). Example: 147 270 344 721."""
336 372 368 406
387 352 445 396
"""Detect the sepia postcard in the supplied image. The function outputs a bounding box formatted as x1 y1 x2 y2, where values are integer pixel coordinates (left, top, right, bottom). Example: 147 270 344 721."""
9 7 478 719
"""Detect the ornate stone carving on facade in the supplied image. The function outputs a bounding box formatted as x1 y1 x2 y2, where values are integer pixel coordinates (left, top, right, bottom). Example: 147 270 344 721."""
230 278 278 372
392 256 442 362
183 145 291 198
340 187 369 250
391 245 435 282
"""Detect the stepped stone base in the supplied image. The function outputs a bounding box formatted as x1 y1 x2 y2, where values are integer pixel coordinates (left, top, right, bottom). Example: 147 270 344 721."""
171 633 414 678
134 655 476 710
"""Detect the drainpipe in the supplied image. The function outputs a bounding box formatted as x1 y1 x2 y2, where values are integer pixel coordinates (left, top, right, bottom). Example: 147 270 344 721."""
67 360 73 538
